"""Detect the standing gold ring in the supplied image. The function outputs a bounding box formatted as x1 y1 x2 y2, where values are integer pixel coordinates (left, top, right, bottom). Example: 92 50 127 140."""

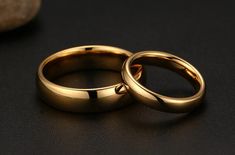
37 45 142 112
122 51 206 113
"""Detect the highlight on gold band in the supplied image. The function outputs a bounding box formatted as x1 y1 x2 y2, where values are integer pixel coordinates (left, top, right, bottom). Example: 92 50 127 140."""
122 51 206 113
37 45 142 112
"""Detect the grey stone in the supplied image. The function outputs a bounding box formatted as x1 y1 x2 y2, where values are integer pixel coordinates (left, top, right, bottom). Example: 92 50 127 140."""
0 0 41 32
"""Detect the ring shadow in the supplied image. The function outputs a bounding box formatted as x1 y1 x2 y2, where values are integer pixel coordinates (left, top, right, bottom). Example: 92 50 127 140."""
114 88 207 131
119 99 207 131
35 88 207 132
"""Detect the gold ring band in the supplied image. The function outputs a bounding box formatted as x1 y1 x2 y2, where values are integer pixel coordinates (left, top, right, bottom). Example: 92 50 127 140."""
122 51 206 113
37 45 142 112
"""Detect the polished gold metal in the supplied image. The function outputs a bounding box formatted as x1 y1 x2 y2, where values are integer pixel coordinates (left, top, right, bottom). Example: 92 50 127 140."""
122 51 206 113
37 45 142 112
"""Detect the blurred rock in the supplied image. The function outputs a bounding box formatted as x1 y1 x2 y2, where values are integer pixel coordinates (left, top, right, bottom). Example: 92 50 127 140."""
0 0 41 32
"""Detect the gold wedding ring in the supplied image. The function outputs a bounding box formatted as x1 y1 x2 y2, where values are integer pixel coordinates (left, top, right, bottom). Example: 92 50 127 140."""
122 51 206 113
37 45 206 113
37 45 142 112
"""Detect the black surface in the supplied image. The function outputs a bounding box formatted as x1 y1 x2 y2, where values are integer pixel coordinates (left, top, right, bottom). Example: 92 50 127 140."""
0 1 235 154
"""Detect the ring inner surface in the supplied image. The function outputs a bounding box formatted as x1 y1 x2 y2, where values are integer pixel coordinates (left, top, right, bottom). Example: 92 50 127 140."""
132 56 201 94
43 51 128 87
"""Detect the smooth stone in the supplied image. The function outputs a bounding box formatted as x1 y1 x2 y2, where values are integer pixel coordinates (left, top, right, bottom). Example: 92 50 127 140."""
0 0 41 32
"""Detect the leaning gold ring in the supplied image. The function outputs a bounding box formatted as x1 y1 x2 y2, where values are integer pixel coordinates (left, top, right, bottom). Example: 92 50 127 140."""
122 51 206 113
37 45 142 112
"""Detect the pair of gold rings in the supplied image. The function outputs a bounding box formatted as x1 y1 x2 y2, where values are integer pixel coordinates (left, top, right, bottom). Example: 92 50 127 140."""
37 45 206 113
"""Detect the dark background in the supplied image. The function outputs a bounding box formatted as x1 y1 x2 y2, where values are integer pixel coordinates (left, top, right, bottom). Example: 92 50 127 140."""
0 1 234 154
